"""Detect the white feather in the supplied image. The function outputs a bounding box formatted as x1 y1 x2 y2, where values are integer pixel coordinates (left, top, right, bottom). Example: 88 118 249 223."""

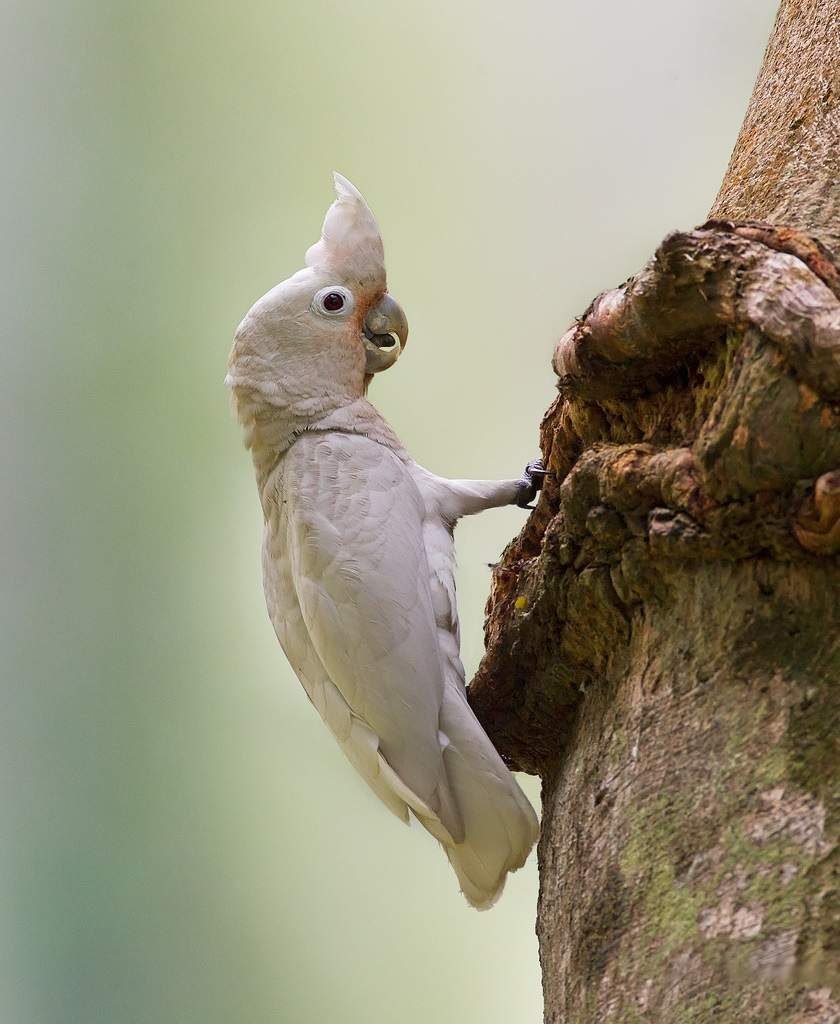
304 172 386 291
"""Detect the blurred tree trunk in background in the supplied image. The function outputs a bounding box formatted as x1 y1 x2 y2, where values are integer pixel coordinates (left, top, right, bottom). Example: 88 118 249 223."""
469 1 839 1020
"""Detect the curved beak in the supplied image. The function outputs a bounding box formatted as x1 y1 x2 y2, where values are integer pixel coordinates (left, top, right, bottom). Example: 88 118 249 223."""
362 293 408 374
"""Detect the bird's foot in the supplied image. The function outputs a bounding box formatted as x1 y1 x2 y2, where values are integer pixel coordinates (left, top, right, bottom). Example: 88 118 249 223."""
515 457 547 509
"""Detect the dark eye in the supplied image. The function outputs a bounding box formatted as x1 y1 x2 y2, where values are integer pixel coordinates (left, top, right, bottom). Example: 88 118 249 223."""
312 285 354 318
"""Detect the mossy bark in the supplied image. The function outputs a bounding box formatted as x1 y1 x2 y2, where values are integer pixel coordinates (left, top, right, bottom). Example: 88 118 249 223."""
468 2 839 1020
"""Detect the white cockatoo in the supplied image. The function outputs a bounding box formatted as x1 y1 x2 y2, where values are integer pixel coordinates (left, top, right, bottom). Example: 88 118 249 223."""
227 174 542 908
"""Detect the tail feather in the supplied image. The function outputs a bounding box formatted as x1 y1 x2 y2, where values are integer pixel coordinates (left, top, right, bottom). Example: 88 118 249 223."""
319 646 538 907
435 685 540 909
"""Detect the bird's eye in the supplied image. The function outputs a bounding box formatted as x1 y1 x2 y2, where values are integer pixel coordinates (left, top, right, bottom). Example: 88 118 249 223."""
312 285 354 318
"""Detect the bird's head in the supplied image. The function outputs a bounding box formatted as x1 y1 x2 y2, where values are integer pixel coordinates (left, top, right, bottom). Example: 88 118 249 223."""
226 174 408 420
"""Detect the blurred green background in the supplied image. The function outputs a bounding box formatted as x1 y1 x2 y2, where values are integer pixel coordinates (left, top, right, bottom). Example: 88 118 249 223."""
2 1 777 1021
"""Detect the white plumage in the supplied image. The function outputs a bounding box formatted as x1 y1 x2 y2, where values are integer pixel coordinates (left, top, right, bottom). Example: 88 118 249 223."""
228 174 539 907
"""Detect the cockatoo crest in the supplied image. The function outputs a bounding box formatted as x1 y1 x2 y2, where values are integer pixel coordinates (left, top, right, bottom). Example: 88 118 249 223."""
305 173 386 293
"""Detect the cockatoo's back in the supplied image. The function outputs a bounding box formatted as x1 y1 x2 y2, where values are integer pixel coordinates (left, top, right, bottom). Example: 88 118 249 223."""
412 467 540 907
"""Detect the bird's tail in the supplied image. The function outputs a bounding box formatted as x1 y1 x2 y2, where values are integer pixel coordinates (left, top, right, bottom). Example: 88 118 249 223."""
433 683 540 909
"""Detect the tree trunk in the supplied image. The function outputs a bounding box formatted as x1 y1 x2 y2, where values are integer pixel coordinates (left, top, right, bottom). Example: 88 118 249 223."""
468 2 840 1020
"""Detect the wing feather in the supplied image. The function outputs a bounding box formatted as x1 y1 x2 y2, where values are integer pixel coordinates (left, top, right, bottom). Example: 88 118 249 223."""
281 432 464 843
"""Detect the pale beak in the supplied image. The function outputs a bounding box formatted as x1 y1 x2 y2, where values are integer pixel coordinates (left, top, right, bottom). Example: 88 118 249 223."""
363 294 408 374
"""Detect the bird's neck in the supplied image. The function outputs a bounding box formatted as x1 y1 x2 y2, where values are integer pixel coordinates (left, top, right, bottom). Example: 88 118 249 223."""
233 390 407 493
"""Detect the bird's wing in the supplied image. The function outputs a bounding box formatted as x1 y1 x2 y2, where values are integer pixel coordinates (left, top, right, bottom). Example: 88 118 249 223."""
280 431 464 844
263 535 434 827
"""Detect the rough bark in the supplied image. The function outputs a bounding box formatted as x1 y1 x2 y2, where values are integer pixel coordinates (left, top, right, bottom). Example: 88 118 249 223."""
467 2 840 1021
709 0 839 252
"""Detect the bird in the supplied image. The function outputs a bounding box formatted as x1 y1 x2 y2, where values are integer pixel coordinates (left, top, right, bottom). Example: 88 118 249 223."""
226 173 542 908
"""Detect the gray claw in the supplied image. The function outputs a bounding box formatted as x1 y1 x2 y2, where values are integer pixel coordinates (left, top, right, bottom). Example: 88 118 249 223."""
515 457 547 509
